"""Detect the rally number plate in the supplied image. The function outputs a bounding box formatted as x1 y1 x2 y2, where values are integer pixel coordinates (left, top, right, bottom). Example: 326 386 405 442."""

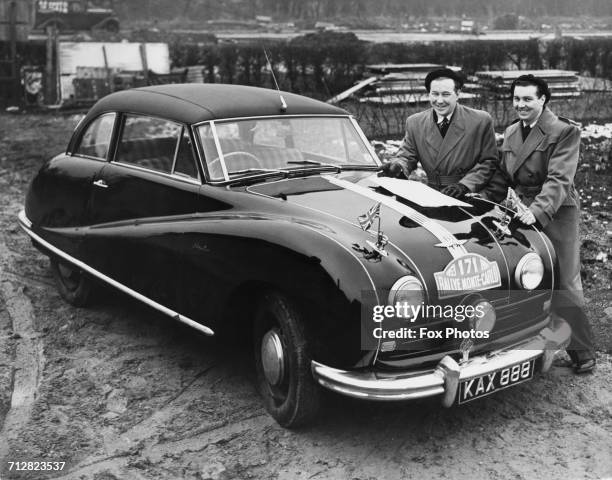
458 359 535 404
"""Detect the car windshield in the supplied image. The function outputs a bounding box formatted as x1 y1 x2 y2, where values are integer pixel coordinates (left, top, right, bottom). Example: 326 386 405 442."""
196 116 379 181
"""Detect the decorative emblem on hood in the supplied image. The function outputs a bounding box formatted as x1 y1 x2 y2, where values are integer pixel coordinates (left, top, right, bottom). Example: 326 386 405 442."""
492 218 511 238
357 202 388 257
492 187 530 238
459 336 474 363
434 239 468 249
358 202 380 231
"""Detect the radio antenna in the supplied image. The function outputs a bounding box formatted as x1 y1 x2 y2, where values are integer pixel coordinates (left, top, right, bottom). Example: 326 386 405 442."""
263 47 287 112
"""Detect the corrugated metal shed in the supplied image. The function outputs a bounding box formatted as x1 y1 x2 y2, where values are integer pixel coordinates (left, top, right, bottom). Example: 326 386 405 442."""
58 41 170 104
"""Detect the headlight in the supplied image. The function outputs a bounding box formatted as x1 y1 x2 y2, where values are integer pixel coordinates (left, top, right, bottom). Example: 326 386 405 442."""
515 252 544 290
388 275 424 320
473 300 496 332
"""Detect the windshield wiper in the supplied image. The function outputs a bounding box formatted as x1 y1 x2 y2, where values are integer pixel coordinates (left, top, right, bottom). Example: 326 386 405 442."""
287 160 342 171
230 167 288 177
288 160 379 171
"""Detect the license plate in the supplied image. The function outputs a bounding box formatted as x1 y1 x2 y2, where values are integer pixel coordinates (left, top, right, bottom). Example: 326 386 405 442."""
458 359 535 404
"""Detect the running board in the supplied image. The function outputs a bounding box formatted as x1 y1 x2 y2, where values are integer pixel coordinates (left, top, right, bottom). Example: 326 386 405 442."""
17 210 215 336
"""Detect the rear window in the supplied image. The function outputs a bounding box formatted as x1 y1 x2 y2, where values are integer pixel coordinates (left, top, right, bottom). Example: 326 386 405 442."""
74 112 116 159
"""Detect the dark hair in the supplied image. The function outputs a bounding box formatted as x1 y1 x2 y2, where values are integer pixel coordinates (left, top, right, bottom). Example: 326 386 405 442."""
510 74 551 104
424 68 464 92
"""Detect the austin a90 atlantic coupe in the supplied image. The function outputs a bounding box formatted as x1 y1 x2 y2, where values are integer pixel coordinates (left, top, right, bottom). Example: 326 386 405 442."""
19 84 571 427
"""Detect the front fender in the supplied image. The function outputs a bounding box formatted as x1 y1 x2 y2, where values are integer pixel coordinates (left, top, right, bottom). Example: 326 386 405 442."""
178 214 413 368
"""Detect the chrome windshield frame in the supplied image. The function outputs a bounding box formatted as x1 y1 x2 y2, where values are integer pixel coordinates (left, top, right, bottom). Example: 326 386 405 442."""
194 114 379 184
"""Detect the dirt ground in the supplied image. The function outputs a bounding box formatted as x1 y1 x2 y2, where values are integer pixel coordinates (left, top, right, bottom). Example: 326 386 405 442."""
0 113 611 480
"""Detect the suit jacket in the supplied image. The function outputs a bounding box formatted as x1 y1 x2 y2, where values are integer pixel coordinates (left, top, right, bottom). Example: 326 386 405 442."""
394 104 498 192
485 107 581 228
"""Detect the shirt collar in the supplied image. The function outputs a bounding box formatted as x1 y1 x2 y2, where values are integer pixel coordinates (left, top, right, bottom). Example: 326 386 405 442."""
434 109 454 124
523 110 543 129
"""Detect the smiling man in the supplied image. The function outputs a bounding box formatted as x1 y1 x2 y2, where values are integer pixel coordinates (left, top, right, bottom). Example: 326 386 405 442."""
484 74 596 374
380 68 498 198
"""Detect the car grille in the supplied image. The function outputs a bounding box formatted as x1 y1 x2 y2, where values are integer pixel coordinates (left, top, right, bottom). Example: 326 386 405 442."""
375 292 551 370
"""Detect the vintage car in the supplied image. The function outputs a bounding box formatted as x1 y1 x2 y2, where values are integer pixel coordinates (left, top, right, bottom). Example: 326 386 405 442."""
19 84 571 428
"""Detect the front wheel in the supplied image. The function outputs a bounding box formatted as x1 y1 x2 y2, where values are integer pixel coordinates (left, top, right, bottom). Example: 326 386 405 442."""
253 292 320 428
50 258 94 307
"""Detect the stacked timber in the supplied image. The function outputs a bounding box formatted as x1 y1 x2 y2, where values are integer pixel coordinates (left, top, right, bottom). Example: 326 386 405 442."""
328 63 477 105
475 70 581 98
359 63 443 104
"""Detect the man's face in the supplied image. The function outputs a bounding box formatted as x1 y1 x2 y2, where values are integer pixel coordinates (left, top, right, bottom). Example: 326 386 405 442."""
513 85 545 125
428 77 458 118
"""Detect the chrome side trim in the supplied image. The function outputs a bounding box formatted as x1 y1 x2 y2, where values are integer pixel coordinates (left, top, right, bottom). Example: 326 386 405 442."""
17 210 214 336
311 316 571 402
110 160 201 186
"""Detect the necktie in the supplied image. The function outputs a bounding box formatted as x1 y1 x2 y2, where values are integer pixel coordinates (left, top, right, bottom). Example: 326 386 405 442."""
522 124 531 142
439 117 450 138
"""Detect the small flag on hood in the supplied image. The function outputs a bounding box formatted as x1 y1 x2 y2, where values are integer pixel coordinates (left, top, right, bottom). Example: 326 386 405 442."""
358 202 380 231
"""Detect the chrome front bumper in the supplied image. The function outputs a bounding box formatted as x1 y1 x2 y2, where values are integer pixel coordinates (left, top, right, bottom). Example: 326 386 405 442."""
311 317 571 407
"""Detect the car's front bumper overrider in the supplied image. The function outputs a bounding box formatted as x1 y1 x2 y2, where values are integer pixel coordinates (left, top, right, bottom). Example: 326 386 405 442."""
311 317 571 407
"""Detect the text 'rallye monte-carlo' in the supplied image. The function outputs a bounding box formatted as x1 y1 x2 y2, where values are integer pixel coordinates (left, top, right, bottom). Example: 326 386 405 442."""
18 84 571 427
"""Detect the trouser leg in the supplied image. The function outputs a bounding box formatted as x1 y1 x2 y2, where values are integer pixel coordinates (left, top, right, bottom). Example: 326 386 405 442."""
544 206 595 360
555 306 595 361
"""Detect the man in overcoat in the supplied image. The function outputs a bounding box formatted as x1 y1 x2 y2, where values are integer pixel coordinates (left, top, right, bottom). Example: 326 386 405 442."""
484 74 596 373
380 68 498 198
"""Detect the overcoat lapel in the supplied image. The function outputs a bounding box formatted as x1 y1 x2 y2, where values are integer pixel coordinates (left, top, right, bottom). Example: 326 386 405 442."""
504 124 524 176
507 108 555 176
424 111 441 160
436 106 465 167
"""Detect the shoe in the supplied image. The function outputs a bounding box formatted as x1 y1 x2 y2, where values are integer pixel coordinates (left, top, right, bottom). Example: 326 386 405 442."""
552 357 574 368
574 357 596 374
552 350 574 368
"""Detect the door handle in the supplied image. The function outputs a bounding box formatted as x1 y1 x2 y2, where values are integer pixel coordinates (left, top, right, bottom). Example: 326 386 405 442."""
93 179 108 188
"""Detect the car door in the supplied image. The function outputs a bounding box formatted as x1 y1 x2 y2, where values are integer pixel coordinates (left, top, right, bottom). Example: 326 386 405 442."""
83 114 206 311
28 112 116 258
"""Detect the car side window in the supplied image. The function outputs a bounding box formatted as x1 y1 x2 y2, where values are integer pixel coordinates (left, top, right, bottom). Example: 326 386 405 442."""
172 129 199 180
74 113 116 159
115 115 182 174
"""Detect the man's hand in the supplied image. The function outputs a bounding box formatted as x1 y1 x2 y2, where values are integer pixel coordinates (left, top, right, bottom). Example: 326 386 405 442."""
379 160 405 178
441 183 469 199
515 208 536 225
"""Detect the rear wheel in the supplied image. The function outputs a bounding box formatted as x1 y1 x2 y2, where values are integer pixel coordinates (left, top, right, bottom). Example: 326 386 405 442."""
253 292 320 428
50 258 94 307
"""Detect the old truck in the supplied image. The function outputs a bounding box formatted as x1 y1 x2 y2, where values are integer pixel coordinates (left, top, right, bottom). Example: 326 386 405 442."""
34 0 119 32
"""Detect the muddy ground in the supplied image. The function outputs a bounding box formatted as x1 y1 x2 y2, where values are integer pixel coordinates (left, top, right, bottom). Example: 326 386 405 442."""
0 113 611 480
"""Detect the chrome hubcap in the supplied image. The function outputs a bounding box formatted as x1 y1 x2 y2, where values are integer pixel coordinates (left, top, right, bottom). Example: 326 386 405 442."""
261 329 285 386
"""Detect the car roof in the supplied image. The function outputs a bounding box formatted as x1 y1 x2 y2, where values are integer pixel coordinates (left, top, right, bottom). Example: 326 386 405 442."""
85 84 349 125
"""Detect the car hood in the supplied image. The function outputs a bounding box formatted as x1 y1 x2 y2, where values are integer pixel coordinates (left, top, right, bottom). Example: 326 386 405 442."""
247 171 551 301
